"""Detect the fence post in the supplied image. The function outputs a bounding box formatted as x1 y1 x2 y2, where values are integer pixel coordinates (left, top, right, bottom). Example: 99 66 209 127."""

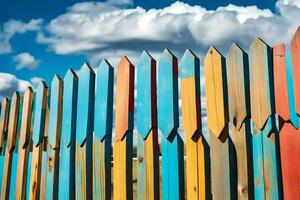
1 92 20 200
180 49 210 200
226 43 253 199
249 38 281 199
113 57 134 200
158 49 184 200
46 75 63 199
15 87 34 200
29 81 48 199
205 47 234 199
136 51 159 200
75 63 95 200
0 98 9 191
58 69 78 200
93 60 114 200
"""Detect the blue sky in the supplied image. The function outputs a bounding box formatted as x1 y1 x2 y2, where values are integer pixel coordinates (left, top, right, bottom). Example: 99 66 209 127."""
0 0 300 99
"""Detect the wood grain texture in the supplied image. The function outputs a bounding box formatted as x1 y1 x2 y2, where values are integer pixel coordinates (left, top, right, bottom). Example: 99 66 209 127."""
158 49 184 200
59 69 78 200
180 49 208 200
93 60 114 200
291 26 300 116
249 38 273 130
75 63 95 200
0 98 9 151
113 56 134 200
204 47 229 138
29 81 48 200
15 87 34 200
1 92 20 200
136 51 159 200
46 75 63 200
226 43 252 200
115 57 134 141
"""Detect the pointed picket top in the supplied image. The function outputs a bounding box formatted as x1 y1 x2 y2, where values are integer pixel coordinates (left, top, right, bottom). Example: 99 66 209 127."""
61 69 78 147
226 43 249 130
0 97 9 149
179 49 202 139
32 81 48 146
273 44 290 122
136 51 157 139
291 26 300 116
94 59 114 141
19 87 34 148
204 46 228 138
76 63 95 146
249 37 274 130
157 49 179 139
48 75 63 149
115 56 134 141
6 91 20 152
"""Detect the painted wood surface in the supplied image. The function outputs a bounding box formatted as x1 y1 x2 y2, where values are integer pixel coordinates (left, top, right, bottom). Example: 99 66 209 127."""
158 49 184 200
180 49 208 200
75 63 95 200
58 69 78 200
249 38 280 200
29 81 48 200
1 92 20 200
93 60 114 200
0 98 9 151
136 51 159 200
15 87 34 200
226 43 252 200
46 75 63 200
204 47 233 200
291 27 300 116
273 44 300 199
113 57 134 200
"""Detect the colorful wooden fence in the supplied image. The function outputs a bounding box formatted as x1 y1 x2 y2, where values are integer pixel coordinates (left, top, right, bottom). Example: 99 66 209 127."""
1 27 300 200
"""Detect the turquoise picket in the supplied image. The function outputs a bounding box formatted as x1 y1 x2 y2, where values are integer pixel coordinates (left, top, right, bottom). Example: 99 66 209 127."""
59 69 78 200
46 75 63 200
157 49 184 200
75 63 95 199
136 51 159 200
249 38 281 199
93 59 114 200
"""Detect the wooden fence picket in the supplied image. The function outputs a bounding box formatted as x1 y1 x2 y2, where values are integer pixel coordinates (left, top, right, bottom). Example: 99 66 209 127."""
75 63 95 200
46 75 63 199
204 47 233 200
15 87 34 200
1 92 20 200
158 49 184 200
226 43 253 200
58 69 78 199
136 51 159 200
0 97 9 191
93 60 114 200
29 81 48 199
249 38 281 200
180 49 210 200
113 57 134 200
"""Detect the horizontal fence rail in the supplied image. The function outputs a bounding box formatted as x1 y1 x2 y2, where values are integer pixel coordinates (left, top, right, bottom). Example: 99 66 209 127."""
1 27 300 200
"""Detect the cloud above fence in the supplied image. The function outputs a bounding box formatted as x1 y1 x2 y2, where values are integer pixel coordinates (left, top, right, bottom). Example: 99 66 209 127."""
35 0 300 65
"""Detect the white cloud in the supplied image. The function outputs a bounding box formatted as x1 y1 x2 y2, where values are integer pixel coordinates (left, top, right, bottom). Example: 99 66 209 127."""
0 73 43 99
13 52 40 70
0 19 43 54
36 0 300 66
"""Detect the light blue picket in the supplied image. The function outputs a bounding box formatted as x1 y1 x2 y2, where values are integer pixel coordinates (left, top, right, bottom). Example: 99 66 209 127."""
75 63 95 200
157 49 184 200
59 69 78 200
93 59 114 200
249 38 280 200
46 75 63 200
